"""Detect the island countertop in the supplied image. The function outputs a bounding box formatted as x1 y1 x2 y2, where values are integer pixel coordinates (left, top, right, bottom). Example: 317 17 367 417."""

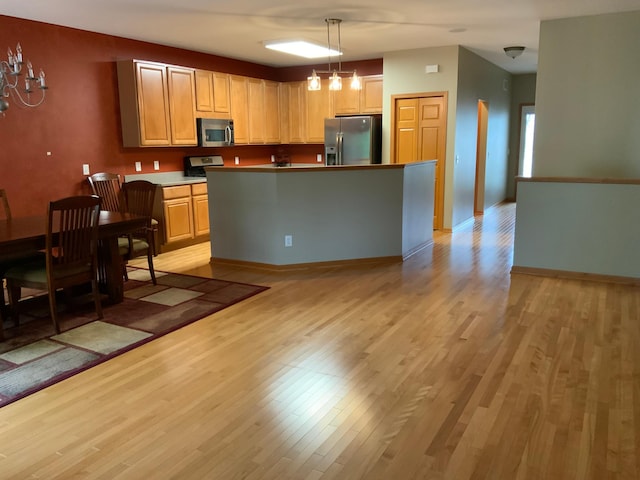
204 160 435 173
124 171 205 186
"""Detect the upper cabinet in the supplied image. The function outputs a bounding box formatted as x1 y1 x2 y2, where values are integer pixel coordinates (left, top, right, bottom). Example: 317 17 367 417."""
306 79 333 143
195 70 231 118
117 60 197 147
286 82 307 144
229 75 249 144
360 75 383 113
263 81 281 144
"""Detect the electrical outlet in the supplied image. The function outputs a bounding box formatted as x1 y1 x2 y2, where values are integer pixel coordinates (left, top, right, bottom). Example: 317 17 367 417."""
153 160 160 170
284 235 293 247
317 154 323 163
271 155 275 163
235 156 240 165
82 164 90 175
135 161 142 172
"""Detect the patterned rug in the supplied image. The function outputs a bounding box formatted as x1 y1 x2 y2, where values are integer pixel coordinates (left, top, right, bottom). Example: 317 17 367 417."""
0 268 268 408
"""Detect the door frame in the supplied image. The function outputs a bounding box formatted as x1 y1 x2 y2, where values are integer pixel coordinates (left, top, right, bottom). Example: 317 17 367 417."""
390 91 448 230
474 100 489 215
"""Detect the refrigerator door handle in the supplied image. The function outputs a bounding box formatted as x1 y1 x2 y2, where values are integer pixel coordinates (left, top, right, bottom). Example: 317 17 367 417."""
337 133 343 165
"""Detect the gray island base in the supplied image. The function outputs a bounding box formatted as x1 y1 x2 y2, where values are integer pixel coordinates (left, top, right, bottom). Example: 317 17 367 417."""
205 161 436 269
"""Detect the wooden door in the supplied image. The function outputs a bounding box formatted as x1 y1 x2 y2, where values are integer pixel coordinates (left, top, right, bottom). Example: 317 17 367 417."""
395 98 419 163
393 93 447 230
167 66 197 145
418 96 447 229
195 70 214 113
474 101 489 215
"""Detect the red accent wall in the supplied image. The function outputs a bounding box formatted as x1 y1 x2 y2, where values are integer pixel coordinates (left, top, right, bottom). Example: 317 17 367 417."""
0 15 381 217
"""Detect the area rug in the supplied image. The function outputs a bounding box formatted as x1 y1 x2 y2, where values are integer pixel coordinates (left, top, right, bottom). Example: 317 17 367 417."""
0 268 268 408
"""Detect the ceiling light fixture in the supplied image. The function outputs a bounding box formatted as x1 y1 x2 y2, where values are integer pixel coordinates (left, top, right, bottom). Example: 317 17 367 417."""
307 18 360 92
0 42 48 113
504 46 525 59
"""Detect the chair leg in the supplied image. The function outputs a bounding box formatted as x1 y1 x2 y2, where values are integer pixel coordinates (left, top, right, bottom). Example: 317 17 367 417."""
91 279 103 320
122 262 129 281
48 287 60 334
7 283 21 327
147 251 157 285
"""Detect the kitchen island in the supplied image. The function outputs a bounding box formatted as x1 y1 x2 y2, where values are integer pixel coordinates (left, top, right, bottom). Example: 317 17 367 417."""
205 161 436 269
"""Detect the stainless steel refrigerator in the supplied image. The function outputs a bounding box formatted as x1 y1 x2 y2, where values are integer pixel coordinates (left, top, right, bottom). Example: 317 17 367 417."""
324 115 382 165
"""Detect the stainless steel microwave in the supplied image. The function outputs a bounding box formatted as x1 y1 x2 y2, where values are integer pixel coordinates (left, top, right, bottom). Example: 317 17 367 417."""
197 118 234 147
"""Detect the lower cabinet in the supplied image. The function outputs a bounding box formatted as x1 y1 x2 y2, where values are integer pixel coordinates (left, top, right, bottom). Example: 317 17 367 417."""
160 183 209 249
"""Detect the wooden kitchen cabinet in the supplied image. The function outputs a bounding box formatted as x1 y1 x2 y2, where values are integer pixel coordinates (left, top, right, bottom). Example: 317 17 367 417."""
287 81 307 143
361 75 383 113
229 75 249 144
167 66 198 145
333 83 361 115
264 80 281 144
162 185 194 243
306 79 332 143
330 74 383 116
247 78 266 143
191 183 210 236
117 60 197 147
195 70 231 117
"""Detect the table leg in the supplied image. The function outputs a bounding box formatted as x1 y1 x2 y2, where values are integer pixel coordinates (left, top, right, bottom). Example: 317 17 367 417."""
97 237 124 303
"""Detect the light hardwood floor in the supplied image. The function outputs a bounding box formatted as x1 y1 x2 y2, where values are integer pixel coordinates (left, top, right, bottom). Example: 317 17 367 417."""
1 202 639 479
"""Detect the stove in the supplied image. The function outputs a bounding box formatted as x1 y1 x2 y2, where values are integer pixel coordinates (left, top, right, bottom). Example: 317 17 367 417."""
184 155 224 177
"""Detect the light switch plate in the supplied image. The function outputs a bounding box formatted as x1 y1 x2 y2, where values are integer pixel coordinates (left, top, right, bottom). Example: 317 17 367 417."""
135 161 142 172
271 155 275 163
82 164 90 175
317 154 323 163
153 161 160 170
234 156 240 165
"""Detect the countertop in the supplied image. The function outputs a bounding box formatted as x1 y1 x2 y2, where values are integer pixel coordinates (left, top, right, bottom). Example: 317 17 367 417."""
204 160 436 173
124 171 206 186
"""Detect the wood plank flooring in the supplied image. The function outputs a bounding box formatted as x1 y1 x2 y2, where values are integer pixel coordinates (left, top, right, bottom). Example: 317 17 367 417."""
1 202 639 479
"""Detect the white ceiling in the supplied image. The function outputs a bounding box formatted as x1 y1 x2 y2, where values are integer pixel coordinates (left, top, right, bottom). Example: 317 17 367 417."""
2 0 640 74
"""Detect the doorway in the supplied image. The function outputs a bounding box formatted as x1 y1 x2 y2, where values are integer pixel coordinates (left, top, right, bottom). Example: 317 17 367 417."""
474 100 489 215
518 105 535 177
391 92 447 230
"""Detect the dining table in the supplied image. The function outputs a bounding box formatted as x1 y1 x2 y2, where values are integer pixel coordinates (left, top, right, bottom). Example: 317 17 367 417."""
0 211 148 338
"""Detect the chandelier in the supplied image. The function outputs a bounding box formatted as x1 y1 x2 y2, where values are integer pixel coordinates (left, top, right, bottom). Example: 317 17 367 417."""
0 43 48 113
307 18 361 92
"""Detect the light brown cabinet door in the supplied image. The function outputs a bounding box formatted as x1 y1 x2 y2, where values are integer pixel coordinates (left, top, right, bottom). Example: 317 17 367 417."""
229 75 249 144
167 66 197 145
287 82 307 143
306 79 332 143
248 78 266 144
163 196 194 243
361 75 383 113
133 62 171 146
195 70 214 113
195 70 231 118
193 195 210 236
395 98 419 164
264 81 281 144
333 84 360 115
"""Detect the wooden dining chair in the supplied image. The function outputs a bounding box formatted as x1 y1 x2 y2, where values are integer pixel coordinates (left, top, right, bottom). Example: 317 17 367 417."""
119 180 157 285
4 195 103 334
88 172 159 256
87 172 122 212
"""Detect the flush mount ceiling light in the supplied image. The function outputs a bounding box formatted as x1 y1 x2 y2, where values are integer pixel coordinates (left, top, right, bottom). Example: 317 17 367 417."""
504 46 525 59
307 18 360 92
264 40 340 59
